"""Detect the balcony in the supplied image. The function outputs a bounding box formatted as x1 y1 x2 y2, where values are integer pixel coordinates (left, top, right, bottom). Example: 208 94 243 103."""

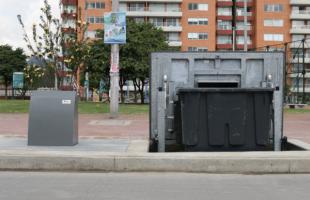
236 12 253 21
124 7 182 17
217 25 233 35
290 25 310 34
290 42 310 48
290 0 310 5
291 56 310 63
61 10 77 19
61 27 76 33
62 23 77 29
290 10 310 20
167 41 182 46
154 23 182 32
217 0 233 7
217 29 233 35
217 12 233 20
236 44 253 50
236 0 253 7
61 0 77 5
120 0 182 2
236 26 253 35
217 44 233 49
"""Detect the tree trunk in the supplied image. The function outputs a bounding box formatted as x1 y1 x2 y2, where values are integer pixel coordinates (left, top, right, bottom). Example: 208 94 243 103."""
140 90 144 104
4 81 8 99
133 82 137 103
119 77 125 103
54 72 58 90
139 80 145 104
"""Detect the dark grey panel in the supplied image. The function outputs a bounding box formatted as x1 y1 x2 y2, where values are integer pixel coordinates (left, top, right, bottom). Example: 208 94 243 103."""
28 91 78 146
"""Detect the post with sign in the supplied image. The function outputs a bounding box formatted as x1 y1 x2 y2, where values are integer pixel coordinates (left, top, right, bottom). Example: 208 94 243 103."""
13 72 24 97
104 2 126 118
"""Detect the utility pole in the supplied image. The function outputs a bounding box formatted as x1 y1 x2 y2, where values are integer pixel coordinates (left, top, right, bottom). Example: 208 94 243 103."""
110 0 120 118
284 43 288 102
302 39 306 103
297 51 300 102
85 1 89 101
243 0 248 51
232 26 236 51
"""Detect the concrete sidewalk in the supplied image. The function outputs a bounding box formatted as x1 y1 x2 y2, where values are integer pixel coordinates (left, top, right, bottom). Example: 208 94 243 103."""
0 136 149 153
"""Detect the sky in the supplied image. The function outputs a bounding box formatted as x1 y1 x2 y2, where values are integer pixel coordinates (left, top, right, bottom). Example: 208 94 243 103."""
0 0 60 55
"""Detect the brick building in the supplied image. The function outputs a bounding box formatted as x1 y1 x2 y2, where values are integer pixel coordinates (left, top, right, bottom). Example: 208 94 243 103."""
60 0 310 94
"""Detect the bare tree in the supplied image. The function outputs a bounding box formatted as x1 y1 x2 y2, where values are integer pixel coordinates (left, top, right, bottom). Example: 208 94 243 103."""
17 0 62 89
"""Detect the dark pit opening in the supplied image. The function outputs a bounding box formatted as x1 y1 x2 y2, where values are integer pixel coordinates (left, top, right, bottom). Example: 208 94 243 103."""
198 82 239 88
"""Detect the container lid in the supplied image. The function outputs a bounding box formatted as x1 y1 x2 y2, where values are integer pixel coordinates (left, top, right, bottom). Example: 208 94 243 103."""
177 88 275 93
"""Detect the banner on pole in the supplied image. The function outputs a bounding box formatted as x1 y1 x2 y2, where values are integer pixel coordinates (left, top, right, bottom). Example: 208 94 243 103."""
13 72 24 89
104 12 126 44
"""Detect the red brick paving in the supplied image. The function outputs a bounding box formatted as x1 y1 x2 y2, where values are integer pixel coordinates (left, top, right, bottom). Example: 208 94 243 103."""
284 113 310 143
0 114 149 140
0 113 309 143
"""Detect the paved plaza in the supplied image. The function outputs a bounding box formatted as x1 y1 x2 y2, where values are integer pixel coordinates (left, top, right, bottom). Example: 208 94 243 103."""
0 112 309 144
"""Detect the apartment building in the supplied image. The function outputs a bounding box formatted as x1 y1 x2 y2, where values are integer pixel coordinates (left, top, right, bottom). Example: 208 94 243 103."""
60 0 310 93
289 0 310 93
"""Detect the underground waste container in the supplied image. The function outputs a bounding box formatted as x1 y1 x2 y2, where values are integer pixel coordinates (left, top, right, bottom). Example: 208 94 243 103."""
176 88 274 151
28 91 78 146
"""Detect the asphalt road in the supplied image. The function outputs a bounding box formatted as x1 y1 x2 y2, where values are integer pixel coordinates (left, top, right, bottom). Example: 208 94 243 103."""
0 172 310 200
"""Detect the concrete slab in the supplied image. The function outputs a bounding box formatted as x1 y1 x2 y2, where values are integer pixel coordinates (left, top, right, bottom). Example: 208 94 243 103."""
288 139 310 151
0 136 148 153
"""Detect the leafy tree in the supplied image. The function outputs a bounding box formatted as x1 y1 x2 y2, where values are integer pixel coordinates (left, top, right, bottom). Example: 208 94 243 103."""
81 30 111 99
0 45 27 98
17 0 62 89
120 20 170 103
23 64 45 89
81 20 171 103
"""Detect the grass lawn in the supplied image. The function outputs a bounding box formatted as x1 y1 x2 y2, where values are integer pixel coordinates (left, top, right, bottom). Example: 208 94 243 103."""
0 100 309 114
283 108 310 114
0 100 149 114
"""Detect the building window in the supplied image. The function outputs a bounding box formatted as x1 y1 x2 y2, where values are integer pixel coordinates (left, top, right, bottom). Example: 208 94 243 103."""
149 3 165 12
128 3 145 11
88 16 95 24
85 31 97 39
217 7 232 16
149 18 164 26
88 16 104 24
188 18 208 25
188 32 208 40
264 19 284 27
167 18 179 26
264 4 283 12
236 36 252 45
166 3 180 12
166 32 180 41
218 20 232 30
217 36 232 44
86 2 105 9
133 17 145 23
264 34 284 41
188 3 208 11
188 47 208 52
